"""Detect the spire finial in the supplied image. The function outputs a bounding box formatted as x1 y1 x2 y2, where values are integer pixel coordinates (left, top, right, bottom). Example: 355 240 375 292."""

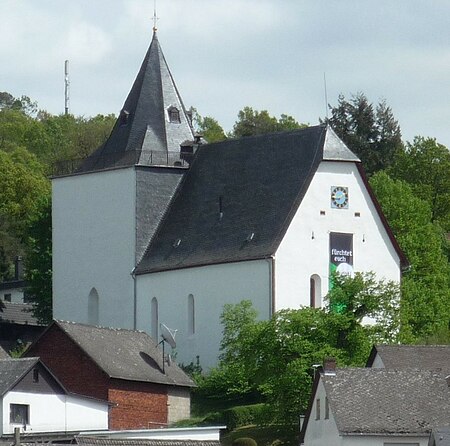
152 0 159 33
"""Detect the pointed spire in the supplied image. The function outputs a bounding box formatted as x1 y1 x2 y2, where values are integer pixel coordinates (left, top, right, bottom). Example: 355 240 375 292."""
78 31 194 173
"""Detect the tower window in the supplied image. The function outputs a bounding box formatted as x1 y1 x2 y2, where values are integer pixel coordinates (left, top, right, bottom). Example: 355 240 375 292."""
151 297 159 340
168 106 181 123
188 294 195 336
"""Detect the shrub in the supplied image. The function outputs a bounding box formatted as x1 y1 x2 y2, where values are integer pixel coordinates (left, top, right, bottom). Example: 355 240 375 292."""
232 437 257 446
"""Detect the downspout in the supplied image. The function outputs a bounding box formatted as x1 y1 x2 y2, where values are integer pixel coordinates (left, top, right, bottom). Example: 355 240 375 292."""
131 267 137 330
266 256 276 317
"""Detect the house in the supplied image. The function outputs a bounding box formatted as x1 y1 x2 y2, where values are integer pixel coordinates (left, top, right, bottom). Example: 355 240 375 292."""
0 357 108 435
300 359 450 446
429 427 450 446
0 257 26 305
24 320 194 430
367 344 450 370
51 29 406 369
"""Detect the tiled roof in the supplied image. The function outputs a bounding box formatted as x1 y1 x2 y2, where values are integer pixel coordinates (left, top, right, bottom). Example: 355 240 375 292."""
429 427 450 446
0 357 38 396
77 439 220 446
136 125 327 273
322 368 450 435
52 321 194 388
0 302 40 326
78 31 194 173
367 345 450 370
0 345 9 359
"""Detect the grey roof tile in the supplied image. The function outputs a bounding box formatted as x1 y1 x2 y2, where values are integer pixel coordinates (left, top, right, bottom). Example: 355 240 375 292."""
323 368 450 435
77 439 220 446
368 345 450 371
78 31 194 173
323 125 360 162
54 321 194 388
429 427 450 446
136 125 327 273
0 302 40 326
0 357 38 396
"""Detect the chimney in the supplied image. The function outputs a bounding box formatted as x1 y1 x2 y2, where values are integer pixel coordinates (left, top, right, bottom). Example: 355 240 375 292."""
323 357 336 376
14 256 23 281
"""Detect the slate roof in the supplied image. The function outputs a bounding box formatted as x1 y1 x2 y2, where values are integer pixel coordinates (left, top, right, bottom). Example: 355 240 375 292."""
136 125 405 274
0 357 39 396
49 321 194 388
78 31 194 173
0 302 40 326
77 439 220 446
322 368 450 435
367 344 450 370
429 427 450 446
0 345 9 359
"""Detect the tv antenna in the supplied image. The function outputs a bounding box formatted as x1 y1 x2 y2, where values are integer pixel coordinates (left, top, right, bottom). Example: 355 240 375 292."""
159 323 177 373
64 60 70 115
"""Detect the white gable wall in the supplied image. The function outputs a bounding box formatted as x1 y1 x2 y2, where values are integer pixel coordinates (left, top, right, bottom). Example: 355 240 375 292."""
275 161 401 311
136 259 272 369
52 168 136 328
2 391 108 434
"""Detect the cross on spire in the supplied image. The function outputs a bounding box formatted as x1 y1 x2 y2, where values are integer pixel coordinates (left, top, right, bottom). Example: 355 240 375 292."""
152 0 159 32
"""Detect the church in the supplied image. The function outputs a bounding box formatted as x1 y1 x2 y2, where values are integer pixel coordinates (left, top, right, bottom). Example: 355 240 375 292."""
52 30 406 369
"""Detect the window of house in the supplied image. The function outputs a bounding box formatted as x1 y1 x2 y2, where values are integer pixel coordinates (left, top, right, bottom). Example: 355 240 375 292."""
4 293 11 302
168 107 180 123
10 404 29 425
188 294 195 336
88 288 99 326
310 275 321 308
325 397 329 419
151 297 159 340
32 368 39 383
315 398 320 420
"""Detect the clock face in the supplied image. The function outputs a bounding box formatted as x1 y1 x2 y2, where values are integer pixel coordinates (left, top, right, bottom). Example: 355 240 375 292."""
331 186 349 209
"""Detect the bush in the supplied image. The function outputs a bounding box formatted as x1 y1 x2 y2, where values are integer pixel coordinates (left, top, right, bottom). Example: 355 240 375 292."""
224 404 266 430
232 438 257 446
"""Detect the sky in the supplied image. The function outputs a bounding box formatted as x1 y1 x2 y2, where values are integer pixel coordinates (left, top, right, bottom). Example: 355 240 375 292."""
1 0 449 147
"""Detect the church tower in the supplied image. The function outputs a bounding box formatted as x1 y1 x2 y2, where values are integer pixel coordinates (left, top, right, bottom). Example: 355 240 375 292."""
52 30 194 328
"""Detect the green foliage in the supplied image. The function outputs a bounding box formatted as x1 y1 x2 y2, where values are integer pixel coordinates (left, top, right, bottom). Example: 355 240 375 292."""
326 93 403 174
369 172 450 341
23 195 52 324
232 437 257 446
388 136 450 231
197 276 399 428
222 405 266 430
194 113 227 143
232 107 306 138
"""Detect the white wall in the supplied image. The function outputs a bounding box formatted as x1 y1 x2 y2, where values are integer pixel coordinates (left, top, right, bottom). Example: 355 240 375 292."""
1 287 24 304
167 387 190 424
276 161 401 311
303 380 427 446
52 168 136 328
136 260 272 370
2 391 108 434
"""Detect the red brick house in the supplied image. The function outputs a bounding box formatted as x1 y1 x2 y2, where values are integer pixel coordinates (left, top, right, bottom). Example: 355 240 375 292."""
25 321 194 430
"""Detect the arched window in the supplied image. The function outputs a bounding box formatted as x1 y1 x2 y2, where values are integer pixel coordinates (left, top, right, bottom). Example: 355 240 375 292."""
188 294 195 336
168 106 180 123
310 275 322 308
88 288 99 325
151 297 159 340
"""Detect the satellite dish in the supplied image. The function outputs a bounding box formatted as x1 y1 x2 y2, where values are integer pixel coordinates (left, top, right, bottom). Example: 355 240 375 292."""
160 323 177 349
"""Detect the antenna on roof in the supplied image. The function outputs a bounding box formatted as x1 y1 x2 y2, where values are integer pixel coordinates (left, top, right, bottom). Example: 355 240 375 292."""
159 323 177 374
152 0 159 32
64 60 70 115
323 72 329 121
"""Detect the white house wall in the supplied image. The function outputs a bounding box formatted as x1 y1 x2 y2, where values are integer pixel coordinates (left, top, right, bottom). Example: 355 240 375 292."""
52 168 136 328
136 260 272 369
3 391 108 434
276 161 401 311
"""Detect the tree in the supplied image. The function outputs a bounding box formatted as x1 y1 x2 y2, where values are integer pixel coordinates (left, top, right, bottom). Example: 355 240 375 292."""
388 136 450 231
23 195 52 324
194 113 227 143
196 273 399 427
231 107 306 138
326 93 403 174
369 171 450 341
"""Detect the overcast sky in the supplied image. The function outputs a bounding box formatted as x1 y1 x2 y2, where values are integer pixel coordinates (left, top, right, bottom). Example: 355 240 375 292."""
1 0 449 147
